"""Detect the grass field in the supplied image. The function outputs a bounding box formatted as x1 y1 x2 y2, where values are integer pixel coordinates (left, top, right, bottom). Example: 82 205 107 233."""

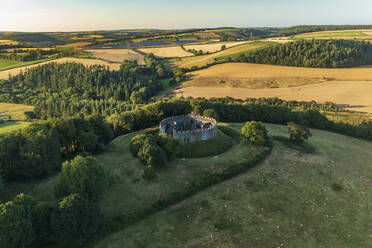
0 121 32 134
95 123 372 248
172 42 274 69
58 41 92 48
183 41 248 53
0 102 34 120
138 46 193 58
0 57 122 79
294 30 372 40
86 49 145 64
0 58 52 71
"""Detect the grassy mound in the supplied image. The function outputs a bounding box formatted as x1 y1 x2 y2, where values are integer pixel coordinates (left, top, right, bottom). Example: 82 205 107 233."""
95 123 372 248
181 128 234 158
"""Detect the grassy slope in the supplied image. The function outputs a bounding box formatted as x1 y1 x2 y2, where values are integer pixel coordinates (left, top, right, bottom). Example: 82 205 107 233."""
0 102 34 120
172 41 273 69
293 31 372 40
0 121 32 135
95 123 372 248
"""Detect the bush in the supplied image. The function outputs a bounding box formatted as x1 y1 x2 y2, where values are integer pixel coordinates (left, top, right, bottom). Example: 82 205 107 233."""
203 108 219 121
288 122 312 144
52 194 104 248
155 134 182 159
0 174 3 199
142 166 158 181
241 121 268 145
130 134 148 157
54 156 109 201
0 194 35 248
138 139 168 168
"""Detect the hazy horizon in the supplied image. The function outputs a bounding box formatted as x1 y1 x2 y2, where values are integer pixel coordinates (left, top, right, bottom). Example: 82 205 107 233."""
2 0 372 32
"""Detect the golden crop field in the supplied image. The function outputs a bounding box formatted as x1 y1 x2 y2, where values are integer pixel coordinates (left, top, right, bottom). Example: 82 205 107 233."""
138 46 193 58
0 40 19 45
175 63 372 113
0 58 121 79
58 42 92 48
0 103 34 120
184 41 248 53
172 41 273 69
86 49 145 64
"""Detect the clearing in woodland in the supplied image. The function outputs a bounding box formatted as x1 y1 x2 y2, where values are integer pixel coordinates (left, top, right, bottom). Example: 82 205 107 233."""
86 49 145 65
0 102 34 120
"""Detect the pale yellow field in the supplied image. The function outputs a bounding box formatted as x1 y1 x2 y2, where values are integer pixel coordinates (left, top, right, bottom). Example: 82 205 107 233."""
138 46 193 58
0 58 121 79
86 49 145 65
0 40 19 45
184 41 248 53
176 63 372 113
263 37 293 44
0 103 34 120
58 42 92 48
188 63 372 81
175 81 372 113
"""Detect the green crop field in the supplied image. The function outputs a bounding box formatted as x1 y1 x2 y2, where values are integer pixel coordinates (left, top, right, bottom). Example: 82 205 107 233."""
0 121 32 134
294 30 372 40
94 123 372 248
0 58 51 71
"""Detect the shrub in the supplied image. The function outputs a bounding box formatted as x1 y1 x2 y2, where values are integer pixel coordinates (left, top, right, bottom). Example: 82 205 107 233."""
0 174 3 199
155 134 182 159
288 122 312 144
142 166 158 181
52 194 104 248
203 108 219 121
130 134 148 157
0 194 35 248
241 121 268 145
54 156 109 201
138 139 168 168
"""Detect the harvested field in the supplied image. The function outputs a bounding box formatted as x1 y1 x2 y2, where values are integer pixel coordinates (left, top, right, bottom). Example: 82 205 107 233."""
0 57 121 79
175 63 372 113
0 40 19 45
173 42 272 69
294 30 372 40
264 37 293 43
138 46 193 58
86 49 145 64
175 81 372 113
184 41 248 53
187 63 372 81
194 32 219 39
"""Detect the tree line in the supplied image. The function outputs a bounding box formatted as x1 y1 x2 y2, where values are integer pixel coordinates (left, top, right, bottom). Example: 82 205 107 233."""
227 39 372 68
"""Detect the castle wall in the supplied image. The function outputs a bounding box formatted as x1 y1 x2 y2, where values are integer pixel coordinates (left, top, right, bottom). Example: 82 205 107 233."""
159 114 217 143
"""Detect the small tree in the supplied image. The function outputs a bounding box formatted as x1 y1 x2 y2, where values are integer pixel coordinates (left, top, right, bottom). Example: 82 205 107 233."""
142 166 157 181
203 109 219 121
0 194 35 248
288 122 312 144
156 134 182 159
221 45 226 50
138 140 167 168
52 194 104 248
54 156 109 201
130 134 148 157
241 121 268 145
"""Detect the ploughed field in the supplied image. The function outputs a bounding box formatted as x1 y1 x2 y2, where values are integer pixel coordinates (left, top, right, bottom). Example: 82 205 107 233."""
176 63 372 113
86 49 146 64
95 123 372 248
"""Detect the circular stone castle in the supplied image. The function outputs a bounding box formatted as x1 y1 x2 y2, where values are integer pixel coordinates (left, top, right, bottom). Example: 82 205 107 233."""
159 113 217 143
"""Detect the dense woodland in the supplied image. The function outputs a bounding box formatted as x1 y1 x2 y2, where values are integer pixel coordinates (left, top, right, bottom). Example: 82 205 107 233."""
228 39 372 68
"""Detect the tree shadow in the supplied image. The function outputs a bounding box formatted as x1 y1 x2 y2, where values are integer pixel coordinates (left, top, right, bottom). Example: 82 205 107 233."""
273 136 317 154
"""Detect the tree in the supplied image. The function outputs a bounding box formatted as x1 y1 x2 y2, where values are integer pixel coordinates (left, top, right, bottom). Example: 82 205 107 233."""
0 194 35 248
52 194 104 248
138 139 167 168
142 166 157 181
155 134 181 159
221 45 226 50
288 122 312 144
241 121 268 145
130 134 148 157
54 156 109 201
203 109 219 121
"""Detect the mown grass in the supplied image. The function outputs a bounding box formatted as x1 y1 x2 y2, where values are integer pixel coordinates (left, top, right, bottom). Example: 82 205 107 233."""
293 31 372 40
0 121 32 135
95 123 372 248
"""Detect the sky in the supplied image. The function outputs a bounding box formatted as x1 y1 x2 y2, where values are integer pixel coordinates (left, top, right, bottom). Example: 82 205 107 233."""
1 0 372 32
